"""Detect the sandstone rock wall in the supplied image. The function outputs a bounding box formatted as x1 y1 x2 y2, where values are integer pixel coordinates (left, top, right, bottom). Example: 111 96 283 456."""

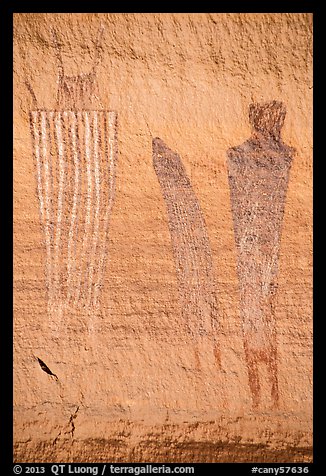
13 13 312 462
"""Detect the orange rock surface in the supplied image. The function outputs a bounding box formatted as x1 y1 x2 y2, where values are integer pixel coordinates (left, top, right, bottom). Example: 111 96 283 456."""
13 13 312 462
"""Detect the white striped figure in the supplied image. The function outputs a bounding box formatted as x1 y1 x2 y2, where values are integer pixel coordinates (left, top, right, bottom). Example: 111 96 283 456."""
30 110 117 319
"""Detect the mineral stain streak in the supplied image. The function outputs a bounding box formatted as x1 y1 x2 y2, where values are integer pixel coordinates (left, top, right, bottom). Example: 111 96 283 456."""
227 101 294 408
153 137 220 367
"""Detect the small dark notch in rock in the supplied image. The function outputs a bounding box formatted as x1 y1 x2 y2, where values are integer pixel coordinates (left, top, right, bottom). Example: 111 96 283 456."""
36 357 58 381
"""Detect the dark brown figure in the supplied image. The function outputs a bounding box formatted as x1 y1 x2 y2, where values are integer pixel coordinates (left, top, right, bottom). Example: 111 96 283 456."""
227 101 294 409
153 138 220 368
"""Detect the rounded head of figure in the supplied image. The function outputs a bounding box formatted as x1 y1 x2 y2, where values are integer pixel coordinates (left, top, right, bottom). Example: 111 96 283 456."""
249 101 286 141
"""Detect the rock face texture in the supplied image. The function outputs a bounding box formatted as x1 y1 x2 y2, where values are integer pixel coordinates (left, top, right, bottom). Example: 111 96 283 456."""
13 13 312 463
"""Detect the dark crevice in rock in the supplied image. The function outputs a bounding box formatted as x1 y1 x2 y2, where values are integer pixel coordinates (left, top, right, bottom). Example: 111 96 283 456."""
52 406 79 445
52 431 62 446
67 406 79 439
36 357 58 381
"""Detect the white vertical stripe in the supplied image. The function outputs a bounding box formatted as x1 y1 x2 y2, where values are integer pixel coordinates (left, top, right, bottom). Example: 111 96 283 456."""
31 111 45 225
66 112 79 303
74 111 92 306
93 112 116 308
53 112 65 302
40 111 53 306
86 112 101 309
